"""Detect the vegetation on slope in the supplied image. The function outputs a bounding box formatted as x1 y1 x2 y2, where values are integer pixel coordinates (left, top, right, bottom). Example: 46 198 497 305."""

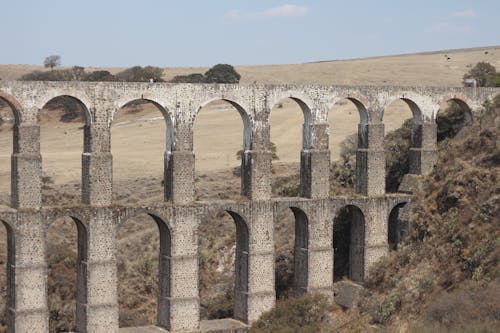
250 96 500 332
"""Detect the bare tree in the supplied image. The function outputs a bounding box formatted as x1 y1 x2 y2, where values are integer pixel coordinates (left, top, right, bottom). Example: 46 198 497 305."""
44 55 61 71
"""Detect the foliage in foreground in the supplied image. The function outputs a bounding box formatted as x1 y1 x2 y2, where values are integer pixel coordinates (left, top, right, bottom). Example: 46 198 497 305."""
250 294 333 333
360 94 500 330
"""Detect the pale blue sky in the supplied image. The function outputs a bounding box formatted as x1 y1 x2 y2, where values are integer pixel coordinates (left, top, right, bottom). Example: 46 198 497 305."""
1 0 498 67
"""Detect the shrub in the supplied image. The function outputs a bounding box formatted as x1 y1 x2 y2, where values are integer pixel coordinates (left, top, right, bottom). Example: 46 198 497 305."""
250 293 332 333
204 64 241 84
115 66 164 82
463 62 497 87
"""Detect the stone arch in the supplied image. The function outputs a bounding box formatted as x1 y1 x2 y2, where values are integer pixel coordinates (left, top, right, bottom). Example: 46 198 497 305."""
115 210 172 329
388 202 409 251
382 97 424 125
39 94 93 126
328 93 370 125
113 98 175 152
436 93 474 123
333 204 365 283
270 96 313 149
39 95 90 205
195 98 252 151
0 91 22 125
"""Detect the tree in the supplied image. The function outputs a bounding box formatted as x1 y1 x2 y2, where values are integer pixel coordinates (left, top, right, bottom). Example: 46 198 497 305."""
115 66 164 82
83 70 116 82
44 55 61 71
463 62 497 87
204 64 241 84
170 73 205 83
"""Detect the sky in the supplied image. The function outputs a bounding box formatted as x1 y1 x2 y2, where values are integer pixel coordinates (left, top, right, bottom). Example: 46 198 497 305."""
1 0 499 67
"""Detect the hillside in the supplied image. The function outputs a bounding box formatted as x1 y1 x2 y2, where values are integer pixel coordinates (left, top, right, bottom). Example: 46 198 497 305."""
249 95 500 333
1 46 500 86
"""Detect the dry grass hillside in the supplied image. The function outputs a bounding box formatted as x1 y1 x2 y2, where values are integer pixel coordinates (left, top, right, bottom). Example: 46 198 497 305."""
1 46 500 86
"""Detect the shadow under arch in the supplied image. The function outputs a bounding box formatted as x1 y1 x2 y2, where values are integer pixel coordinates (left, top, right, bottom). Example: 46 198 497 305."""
199 208 250 323
437 95 474 124
290 207 309 297
0 94 20 206
115 211 172 330
224 210 249 323
45 215 88 332
0 219 15 326
436 96 474 142
273 205 310 299
333 204 365 283
388 202 408 251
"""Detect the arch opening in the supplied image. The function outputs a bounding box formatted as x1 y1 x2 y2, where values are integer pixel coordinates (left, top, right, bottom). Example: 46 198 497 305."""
383 99 416 192
274 207 309 299
0 98 16 206
436 99 473 142
199 210 249 323
333 205 365 283
388 202 409 251
111 100 172 204
116 212 171 329
194 100 249 200
328 98 367 195
40 96 89 205
46 216 86 333
270 98 311 198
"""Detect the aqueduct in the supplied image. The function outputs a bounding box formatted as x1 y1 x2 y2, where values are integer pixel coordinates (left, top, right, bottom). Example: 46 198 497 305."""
0 81 498 332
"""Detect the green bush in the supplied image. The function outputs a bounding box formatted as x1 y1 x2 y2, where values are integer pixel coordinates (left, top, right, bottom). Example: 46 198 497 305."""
115 66 164 82
250 293 332 333
204 64 241 84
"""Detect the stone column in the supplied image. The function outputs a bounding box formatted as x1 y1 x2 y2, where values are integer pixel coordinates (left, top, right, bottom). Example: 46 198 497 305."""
409 122 437 175
303 201 334 299
166 207 200 331
11 122 42 209
78 209 119 333
165 123 195 204
246 202 275 323
300 123 330 199
241 121 272 201
7 212 48 332
363 198 389 279
82 122 112 206
356 123 385 196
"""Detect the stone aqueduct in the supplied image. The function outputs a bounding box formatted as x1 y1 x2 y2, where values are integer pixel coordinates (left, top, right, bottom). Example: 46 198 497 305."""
0 81 498 333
